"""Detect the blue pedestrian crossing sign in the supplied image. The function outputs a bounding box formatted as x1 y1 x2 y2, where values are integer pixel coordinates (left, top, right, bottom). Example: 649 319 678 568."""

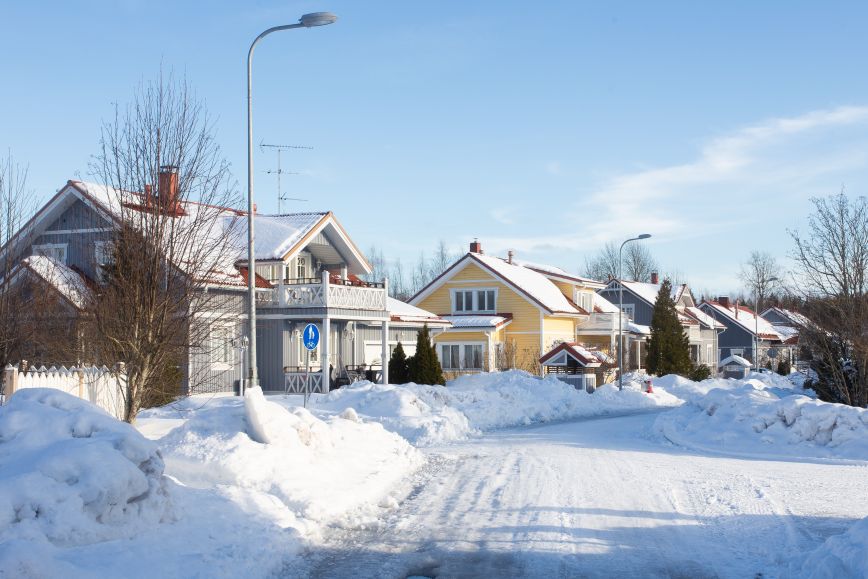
302 323 320 350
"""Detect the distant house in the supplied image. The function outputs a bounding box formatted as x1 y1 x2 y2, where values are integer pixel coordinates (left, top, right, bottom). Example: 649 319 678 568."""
410 241 605 376
760 307 811 346
597 275 724 370
698 298 796 369
3 172 447 395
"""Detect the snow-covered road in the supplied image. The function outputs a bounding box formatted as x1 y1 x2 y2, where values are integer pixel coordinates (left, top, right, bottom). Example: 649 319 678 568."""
284 411 868 579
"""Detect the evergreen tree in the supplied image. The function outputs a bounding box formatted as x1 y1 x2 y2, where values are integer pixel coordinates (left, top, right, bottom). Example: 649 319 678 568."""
646 278 692 376
408 324 445 385
388 341 410 384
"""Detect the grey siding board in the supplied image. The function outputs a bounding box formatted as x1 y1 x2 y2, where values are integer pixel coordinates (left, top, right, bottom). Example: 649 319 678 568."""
597 287 654 325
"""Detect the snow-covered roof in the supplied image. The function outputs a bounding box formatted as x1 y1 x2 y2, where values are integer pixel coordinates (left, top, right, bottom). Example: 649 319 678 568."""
593 293 620 314
469 253 582 315
512 259 604 288
539 342 603 368
235 213 325 260
719 354 752 368
616 280 688 306
388 297 450 326
628 322 651 335
702 300 782 340
683 306 726 330
21 255 89 309
761 307 812 328
441 315 511 329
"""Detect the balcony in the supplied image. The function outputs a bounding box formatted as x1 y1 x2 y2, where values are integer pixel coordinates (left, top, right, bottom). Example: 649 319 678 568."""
256 271 388 311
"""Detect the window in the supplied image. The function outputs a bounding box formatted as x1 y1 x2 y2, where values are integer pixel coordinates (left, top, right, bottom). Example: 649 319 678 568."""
621 303 635 321
296 254 308 279
439 342 485 370
210 326 234 365
689 345 700 364
94 241 113 281
33 243 67 264
452 288 497 313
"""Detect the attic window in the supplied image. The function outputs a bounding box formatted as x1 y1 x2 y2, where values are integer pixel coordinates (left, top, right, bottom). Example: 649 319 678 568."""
33 243 67 265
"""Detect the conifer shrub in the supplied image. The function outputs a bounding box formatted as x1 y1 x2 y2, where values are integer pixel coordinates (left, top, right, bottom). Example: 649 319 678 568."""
645 279 693 377
407 324 445 385
388 341 410 384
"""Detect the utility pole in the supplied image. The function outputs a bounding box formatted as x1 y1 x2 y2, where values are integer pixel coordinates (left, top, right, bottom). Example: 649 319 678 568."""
260 141 311 214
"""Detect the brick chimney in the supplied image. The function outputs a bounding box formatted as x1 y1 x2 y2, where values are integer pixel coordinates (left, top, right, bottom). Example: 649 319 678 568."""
144 184 154 208
735 298 739 318
507 250 514 264
158 165 179 212
718 296 730 309
469 239 483 254
651 272 659 284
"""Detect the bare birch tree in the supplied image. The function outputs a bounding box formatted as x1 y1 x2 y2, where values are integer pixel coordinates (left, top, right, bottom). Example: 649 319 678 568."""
0 152 41 365
86 73 241 422
584 241 658 282
789 192 868 407
739 250 783 309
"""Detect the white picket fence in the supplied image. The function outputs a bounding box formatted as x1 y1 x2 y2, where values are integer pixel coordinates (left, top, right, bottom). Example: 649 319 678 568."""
2 364 127 420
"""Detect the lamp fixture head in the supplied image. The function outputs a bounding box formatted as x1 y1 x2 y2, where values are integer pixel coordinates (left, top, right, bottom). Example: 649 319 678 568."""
300 12 338 27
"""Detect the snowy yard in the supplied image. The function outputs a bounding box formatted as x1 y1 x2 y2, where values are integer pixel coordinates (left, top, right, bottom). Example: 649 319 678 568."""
1 371 866 578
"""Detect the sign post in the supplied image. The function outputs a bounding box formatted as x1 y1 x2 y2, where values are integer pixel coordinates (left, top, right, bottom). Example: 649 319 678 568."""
302 323 320 407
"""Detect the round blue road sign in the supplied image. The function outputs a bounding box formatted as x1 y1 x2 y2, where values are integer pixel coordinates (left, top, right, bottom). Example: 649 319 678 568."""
303 323 320 350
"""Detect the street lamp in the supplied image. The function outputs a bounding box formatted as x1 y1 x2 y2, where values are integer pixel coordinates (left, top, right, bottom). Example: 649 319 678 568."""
618 233 652 391
753 276 780 371
244 12 337 395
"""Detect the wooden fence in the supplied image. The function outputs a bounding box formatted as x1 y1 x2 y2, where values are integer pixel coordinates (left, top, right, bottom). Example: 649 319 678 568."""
1 364 127 420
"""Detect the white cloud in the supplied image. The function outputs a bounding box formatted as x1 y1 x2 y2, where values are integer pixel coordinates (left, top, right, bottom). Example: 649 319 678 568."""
487 105 868 257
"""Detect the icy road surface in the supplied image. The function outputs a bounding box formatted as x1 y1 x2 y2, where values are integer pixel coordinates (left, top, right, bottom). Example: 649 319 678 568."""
283 411 868 578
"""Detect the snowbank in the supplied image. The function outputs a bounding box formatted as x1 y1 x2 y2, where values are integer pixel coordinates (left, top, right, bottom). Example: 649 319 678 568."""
0 389 171 574
792 516 868 578
155 387 423 528
312 370 681 445
656 382 868 461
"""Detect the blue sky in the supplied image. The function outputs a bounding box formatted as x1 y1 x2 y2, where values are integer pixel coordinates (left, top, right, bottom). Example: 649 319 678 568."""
4 1 868 294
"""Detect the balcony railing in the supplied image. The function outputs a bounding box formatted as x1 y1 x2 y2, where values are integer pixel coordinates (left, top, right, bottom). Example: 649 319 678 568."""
257 271 388 311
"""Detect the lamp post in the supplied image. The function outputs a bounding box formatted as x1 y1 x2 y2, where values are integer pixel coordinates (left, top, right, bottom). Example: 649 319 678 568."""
753 276 780 371
617 234 652 391
244 12 337 396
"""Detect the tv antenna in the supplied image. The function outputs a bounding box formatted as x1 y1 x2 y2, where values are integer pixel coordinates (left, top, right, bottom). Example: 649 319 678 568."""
260 141 312 214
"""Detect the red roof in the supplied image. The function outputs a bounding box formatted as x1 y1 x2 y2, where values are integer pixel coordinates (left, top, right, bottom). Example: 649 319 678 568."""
539 342 603 368
238 267 273 289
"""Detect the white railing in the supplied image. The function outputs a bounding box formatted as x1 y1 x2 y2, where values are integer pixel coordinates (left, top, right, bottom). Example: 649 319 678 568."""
284 371 324 394
2 364 127 420
258 271 387 311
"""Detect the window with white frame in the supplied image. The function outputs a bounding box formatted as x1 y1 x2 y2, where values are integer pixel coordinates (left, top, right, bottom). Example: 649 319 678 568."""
210 325 234 365
452 288 496 313
575 291 593 313
439 342 485 370
94 240 113 280
33 243 67 264
621 303 636 321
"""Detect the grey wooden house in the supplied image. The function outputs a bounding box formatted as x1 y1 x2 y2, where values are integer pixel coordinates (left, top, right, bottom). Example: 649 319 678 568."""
597 275 724 370
4 173 447 396
698 298 795 369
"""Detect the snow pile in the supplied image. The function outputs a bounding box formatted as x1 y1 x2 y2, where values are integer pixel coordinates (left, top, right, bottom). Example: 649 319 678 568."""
155 387 422 529
314 370 681 445
656 382 868 461
792 516 868 578
0 389 171 571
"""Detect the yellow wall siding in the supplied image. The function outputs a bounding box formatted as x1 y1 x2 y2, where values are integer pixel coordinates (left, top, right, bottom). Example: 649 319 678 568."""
542 316 577 352
416 261 543 334
435 330 490 343
552 280 575 299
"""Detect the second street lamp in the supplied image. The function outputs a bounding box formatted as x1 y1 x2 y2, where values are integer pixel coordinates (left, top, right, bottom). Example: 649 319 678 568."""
618 233 652 391
244 12 337 395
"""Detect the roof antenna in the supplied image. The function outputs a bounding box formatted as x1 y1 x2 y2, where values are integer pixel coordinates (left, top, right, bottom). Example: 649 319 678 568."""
260 141 312 214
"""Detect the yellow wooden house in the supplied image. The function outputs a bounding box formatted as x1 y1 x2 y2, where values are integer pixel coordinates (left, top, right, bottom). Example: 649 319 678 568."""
409 241 609 376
